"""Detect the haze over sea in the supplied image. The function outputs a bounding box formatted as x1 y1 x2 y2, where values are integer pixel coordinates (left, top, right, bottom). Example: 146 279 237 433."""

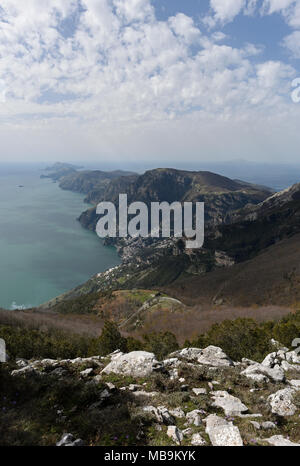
0 164 120 309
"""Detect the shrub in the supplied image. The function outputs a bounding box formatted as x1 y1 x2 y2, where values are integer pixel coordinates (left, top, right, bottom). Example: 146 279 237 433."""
98 321 127 355
54 291 113 315
0 325 96 360
126 337 144 352
272 321 300 347
142 331 179 360
190 318 273 362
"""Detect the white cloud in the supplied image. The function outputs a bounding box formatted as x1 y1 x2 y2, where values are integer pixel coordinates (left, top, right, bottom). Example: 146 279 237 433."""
262 0 300 27
206 0 300 29
205 0 260 26
114 0 153 23
283 30 300 57
0 0 299 163
210 0 246 23
168 13 201 44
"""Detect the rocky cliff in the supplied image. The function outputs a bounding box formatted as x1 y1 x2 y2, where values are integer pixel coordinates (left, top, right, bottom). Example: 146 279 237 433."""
78 168 272 231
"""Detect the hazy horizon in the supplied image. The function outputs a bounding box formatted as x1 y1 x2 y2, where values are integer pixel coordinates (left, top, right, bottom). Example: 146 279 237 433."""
1 159 300 192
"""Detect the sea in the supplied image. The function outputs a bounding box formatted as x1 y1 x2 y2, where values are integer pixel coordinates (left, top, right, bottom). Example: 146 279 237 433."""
0 164 120 309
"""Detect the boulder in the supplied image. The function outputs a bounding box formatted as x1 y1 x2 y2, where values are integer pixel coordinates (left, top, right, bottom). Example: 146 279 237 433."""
157 407 175 426
56 433 84 447
11 366 37 376
169 408 185 419
170 348 204 361
261 352 281 368
186 410 202 427
191 433 206 446
101 351 162 378
167 426 183 445
268 388 297 416
105 382 116 391
205 414 243 446
286 350 300 365
170 346 233 367
131 391 158 399
261 421 276 430
197 346 234 367
241 363 285 383
192 388 207 396
265 435 300 446
211 391 248 416
250 421 261 430
143 406 175 425
80 368 93 377
289 380 300 390
259 350 300 372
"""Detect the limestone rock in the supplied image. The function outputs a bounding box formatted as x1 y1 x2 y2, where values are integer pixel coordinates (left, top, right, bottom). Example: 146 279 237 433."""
211 391 248 416
289 380 300 390
101 351 161 378
169 408 185 419
205 414 243 446
169 348 204 361
241 363 285 383
261 421 276 430
265 435 300 446
259 350 300 373
186 410 203 427
131 391 158 399
192 388 207 396
167 426 183 445
170 346 233 367
56 433 84 447
143 406 175 425
286 350 300 365
250 421 261 430
197 346 234 367
191 433 206 446
268 388 297 416
80 368 93 377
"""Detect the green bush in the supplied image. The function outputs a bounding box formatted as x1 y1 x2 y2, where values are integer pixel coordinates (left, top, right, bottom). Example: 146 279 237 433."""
98 321 127 355
126 336 144 352
54 291 113 315
272 321 300 347
0 325 97 360
188 312 300 362
142 331 179 360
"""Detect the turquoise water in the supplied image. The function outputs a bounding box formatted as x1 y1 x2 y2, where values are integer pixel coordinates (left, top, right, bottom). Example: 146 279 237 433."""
0 168 120 309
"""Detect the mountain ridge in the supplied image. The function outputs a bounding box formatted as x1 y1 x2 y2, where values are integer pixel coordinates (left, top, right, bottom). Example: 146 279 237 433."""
78 167 272 231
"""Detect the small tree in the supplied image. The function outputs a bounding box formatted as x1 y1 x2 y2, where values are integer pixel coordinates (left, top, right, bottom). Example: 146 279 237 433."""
142 331 179 360
98 321 127 356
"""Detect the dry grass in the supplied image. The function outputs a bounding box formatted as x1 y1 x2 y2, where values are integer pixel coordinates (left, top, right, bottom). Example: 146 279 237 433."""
0 302 292 346
131 305 292 344
0 309 104 337
163 233 300 308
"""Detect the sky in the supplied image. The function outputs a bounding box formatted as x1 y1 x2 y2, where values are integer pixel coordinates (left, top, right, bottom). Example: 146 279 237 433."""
0 0 300 165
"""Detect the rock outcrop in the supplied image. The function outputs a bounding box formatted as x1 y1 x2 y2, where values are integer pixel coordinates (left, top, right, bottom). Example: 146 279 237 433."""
171 346 233 367
205 414 243 446
101 351 163 378
210 391 248 416
6 344 300 447
268 388 297 417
